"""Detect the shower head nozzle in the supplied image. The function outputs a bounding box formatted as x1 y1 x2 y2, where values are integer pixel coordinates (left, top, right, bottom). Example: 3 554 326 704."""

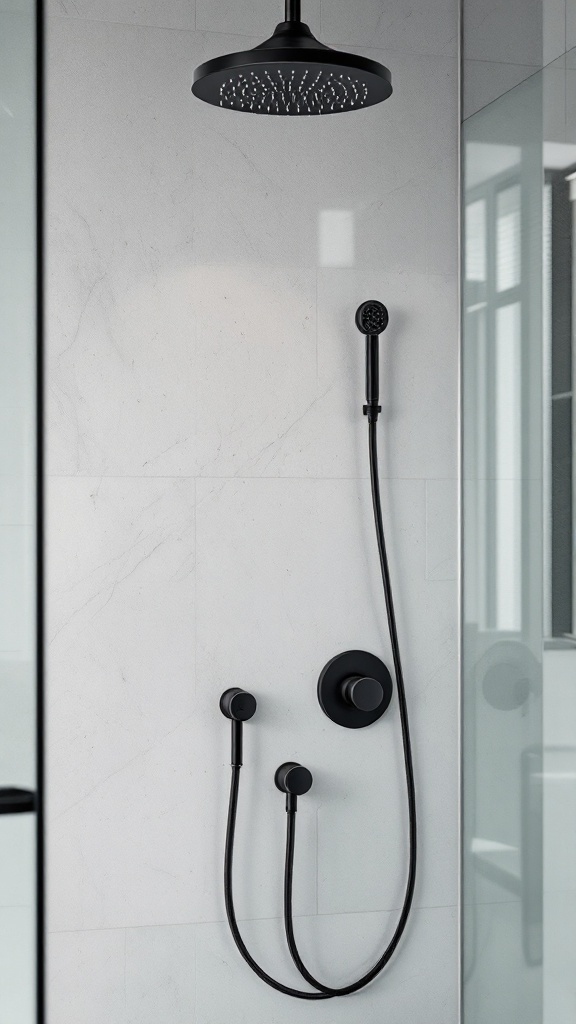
355 300 389 337
192 2 392 116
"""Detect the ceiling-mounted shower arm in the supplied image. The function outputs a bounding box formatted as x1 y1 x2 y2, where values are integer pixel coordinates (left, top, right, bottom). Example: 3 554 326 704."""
285 0 301 21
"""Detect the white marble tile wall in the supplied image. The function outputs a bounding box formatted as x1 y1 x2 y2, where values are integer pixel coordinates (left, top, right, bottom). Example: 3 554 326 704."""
46 1 459 1020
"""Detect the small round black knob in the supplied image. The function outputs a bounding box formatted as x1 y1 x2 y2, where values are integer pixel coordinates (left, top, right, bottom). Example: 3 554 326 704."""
275 762 313 796
342 675 384 713
220 688 257 722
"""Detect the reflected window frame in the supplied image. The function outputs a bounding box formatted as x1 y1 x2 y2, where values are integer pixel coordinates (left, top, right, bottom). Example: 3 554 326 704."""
464 163 527 635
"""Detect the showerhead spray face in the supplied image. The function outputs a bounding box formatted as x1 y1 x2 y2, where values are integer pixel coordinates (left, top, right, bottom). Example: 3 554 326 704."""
192 1 392 115
355 300 389 337
355 300 389 422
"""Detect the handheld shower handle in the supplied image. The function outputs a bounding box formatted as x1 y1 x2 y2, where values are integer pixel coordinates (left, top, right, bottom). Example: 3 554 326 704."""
365 335 379 410
356 300 388 422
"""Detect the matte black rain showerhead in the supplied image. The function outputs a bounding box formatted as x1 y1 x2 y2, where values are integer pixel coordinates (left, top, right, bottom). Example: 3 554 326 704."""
192 1 392 116
355 300 389 336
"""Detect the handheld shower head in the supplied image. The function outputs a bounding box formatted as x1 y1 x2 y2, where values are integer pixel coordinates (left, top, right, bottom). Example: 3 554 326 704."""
356 300 388 422
355 300 389 337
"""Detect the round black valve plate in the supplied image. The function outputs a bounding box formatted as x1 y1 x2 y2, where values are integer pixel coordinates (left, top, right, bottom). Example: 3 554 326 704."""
318 650 393 728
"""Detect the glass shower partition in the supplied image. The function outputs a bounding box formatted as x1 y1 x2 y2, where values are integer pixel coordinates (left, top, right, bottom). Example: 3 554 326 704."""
0 1 43 1021
462 46 576 1024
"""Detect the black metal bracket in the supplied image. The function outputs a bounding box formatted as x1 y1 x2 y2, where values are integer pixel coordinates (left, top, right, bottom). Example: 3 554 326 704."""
363 403 382 420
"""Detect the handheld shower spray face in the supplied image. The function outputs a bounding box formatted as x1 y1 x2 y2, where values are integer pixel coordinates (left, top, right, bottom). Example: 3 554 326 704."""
355 301 389 421
355 300 389 337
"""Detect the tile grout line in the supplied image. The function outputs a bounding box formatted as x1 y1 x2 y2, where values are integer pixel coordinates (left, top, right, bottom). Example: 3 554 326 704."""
315 806 319 916
315 267 319 391
463 56 546 69
47 474 459 481
47 901 461 935
424 478 429 580
193 475 197 699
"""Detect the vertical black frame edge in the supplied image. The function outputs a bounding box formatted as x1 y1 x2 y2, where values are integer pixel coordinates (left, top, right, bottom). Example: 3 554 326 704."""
458 0 463 1015
36 0 45 1019
548 169 574 638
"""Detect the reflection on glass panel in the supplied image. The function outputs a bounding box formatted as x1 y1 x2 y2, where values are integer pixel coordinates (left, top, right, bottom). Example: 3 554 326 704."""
540 94 576 1024
542 655 576 1024
462 70 544 1024
495 303 522 631
464 45 576 1024
0 0 38 1021
0 3 37 780
466 200 487 282
497 184 521 292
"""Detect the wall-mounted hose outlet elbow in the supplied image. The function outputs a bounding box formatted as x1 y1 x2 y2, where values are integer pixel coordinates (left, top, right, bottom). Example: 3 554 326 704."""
220 688 257 722
275 761 313 811
220 688 257 766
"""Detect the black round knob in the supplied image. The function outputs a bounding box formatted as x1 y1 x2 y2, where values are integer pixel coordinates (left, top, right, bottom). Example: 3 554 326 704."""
342 675 384 713
220 688 257 722
275 762 313 796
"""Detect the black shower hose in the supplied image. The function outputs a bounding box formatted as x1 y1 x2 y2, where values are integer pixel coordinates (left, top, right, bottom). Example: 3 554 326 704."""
223 416 417 999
